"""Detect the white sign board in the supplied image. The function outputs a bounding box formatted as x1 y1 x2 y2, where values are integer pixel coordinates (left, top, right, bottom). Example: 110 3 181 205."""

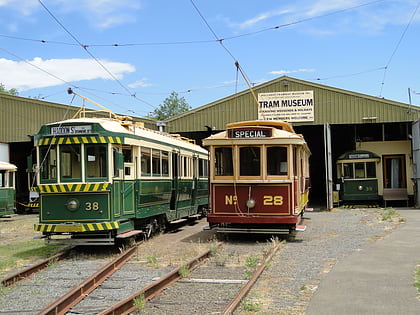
51 125 92 135
258 91 314 122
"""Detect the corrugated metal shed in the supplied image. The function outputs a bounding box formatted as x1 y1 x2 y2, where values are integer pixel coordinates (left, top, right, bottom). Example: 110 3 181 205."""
166 76 420 133
0 94 157 143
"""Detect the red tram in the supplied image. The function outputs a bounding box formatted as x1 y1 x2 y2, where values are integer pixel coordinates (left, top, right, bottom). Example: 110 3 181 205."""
202 120 311 237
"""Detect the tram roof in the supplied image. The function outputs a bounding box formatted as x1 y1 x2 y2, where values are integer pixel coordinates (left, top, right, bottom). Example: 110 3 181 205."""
0 161 17 171
337 150 380 161
40 117 208 154
203 120 307 146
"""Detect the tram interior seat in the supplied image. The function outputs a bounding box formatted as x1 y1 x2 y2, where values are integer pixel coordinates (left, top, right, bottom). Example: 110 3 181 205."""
382 188 409 207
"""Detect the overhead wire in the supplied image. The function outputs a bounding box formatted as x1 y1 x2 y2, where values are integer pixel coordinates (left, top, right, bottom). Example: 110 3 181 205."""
37 0 156 110
1 0 415 109
2 0 387 49
379 0 420 97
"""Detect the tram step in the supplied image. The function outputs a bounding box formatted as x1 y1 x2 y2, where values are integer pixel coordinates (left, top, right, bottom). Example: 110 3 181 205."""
188 214 202 219
296 225 306 232
170 218 188 224
116 230 143 238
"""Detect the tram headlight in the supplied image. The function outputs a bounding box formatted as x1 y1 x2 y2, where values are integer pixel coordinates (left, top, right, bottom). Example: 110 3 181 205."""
357 185 364 191
246 199 256 209
66 198 80 211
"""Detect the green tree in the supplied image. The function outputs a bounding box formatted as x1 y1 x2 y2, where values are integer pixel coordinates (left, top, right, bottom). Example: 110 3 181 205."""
0 83 18 96
146 91 191 120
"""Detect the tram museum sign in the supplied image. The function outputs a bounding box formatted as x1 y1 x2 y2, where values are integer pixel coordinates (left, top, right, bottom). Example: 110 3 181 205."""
258 91 314 122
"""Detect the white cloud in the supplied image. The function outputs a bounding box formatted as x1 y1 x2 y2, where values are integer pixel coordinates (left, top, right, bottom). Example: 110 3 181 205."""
129 78 153 88
0 57 135 91
234 9 291 29
237 9 290 29
0 0 141 29
57 0 141 28
269 69 315 75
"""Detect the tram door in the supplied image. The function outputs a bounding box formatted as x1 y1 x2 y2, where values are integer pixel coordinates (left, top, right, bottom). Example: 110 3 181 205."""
383 155 406 188
170 152 179 211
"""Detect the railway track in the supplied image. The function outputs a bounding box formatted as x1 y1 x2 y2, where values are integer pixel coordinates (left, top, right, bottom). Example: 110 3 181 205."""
35 241 280 315
0 219 285 314
1 247 73 287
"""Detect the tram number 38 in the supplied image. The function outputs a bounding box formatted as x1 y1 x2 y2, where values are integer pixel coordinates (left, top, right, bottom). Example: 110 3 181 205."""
224 195 284 206
85 202 100 211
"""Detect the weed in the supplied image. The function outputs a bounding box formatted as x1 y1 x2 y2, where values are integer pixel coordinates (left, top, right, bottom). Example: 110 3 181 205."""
245 255 258 268
178 265 190 278
146 255 158 268
133 294 146 311
244 270 253 280
242 299 261 312
381 209 400 222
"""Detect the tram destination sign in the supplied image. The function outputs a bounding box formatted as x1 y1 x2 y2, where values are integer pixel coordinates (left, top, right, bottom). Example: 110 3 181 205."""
228 127 272 139
51 125 92 135
258 90 314 122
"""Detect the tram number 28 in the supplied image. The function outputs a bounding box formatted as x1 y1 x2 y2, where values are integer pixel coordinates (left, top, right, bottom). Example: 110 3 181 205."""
263 196 284 206
224 195 284 206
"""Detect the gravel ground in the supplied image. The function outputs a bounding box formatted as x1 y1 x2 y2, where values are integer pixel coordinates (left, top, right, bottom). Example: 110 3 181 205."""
0 208 401 314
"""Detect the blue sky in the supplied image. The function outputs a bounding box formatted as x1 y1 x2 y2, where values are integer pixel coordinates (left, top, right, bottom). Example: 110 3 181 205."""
0 0 419 117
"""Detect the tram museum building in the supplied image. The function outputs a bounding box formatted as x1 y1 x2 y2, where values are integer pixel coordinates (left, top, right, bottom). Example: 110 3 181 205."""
2 76 420 210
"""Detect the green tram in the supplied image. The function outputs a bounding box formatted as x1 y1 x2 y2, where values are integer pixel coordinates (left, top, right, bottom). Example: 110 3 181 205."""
33 114 208 245
0 161 17 216
336 150 380 202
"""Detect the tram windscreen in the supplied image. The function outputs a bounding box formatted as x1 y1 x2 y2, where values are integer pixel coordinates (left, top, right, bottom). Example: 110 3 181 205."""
215 147 233 176
86 144 107 179
240 147 260 176
60 144 81 181
40 145 57 181
267 147 288 176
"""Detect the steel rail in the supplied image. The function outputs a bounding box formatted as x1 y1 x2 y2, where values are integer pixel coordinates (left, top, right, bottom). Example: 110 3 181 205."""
222 242 282 315
37 245 138 315
98 249 212 315
1 248 72 287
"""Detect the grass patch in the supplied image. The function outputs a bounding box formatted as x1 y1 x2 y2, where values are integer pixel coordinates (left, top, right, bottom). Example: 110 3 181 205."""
381 209 403 222
414 263 420 294
0 238 63 275
242 299 262 312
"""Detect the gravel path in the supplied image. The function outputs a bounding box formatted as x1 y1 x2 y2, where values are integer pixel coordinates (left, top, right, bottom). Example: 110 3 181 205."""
236 207 401 314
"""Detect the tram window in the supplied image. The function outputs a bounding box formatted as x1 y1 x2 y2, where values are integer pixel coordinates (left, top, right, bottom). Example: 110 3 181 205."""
0 171 4 187
123 148 132 162
60 144 81 180
162 151 169 175
355 163 365 178
112 147 120 177
215 147 233 176
343 163 354 178
267 147 288 176
183 156 189 177
366 162 376 178
199 158 208 177
152 149 161 175
40 146 57 181
86 145 107 179
240 147 260 176
141 148 151 175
